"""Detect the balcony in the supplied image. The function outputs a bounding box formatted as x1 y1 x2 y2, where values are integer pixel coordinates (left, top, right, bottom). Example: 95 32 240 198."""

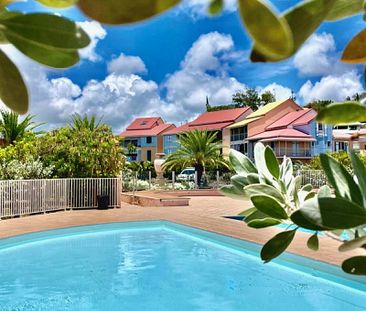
273 148 312 158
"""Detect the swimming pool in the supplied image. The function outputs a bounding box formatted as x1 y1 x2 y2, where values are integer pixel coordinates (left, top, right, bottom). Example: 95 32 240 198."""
0 221 364 310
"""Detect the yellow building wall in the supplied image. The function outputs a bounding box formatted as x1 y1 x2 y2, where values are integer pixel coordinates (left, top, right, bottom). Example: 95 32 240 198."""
140 147 157 162
222 128 231 157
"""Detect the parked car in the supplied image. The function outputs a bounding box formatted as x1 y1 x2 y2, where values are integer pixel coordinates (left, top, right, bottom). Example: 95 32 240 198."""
177 167 195 181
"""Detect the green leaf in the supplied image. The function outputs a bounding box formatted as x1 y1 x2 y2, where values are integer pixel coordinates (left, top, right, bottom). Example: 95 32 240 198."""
320 153 363 205
339 235 366 252
238 0 293 60
238 207 257 217
231 175 249 191
280 156 293 188
229 149 257 175
283 0 336 53
0 50 28 114
261 230 296 262
77 0 181 25
301 184 313 192
264 146 280 179
247 217 282 228
317 185 332 198
307 233 319 251
219 185 246 200
301 197 366 229
254 142 273 181
251 195 288 219
291 209 326 231
36 0 76 8
1 13 90 50
208 0 223 15
317 101 366 124
342 256 366 275
3 31 79 68
244 209 269 223
342 29 366 64
325 0 363 20
243 184 285 203
350 151 366 204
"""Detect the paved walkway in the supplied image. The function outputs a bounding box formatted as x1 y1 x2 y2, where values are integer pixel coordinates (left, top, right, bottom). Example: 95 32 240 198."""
0 196 362 266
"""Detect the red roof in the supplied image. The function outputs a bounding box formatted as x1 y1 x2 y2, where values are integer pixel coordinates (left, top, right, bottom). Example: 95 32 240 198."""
248 128 315 141
164 107 251 135
120 123 174 137
189 107 250 126
267 109 315 130
126 117 163 130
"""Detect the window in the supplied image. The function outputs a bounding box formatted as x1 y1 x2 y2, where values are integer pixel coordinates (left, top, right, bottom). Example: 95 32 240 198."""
327 141 331 147
230 126 247 141
147 150 152 162
140 121 147 126
146 136 152 144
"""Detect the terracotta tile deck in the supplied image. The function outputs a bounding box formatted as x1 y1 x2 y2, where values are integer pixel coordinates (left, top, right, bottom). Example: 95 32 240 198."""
0 196 362 266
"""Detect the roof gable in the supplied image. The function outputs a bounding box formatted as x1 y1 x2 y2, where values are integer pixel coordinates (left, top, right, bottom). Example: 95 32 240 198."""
189 107 251 126
267 108 315 130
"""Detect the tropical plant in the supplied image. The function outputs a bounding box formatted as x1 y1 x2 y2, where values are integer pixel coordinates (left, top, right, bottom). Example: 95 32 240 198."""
221 143 366 275
163 130 229 185
0 157 53 180
0 110 42 145
36 124 124 178
69 113 103 132
1 0 366 125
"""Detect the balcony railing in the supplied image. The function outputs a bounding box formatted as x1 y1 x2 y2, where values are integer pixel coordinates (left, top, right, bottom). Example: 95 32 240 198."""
273 148 311 158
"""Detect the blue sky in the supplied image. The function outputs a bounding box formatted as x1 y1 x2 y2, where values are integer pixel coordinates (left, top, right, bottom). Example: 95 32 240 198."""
4 0 365 132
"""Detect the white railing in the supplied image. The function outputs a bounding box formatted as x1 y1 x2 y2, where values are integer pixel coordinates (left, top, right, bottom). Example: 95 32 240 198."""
295 170 328 188
0 178 121 218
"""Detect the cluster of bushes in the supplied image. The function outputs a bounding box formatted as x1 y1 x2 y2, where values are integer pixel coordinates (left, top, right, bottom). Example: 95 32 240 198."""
0 120 124 180
305 151 366 171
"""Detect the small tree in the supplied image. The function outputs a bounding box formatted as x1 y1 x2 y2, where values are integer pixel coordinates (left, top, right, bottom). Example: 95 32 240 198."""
232 88 276 111
163 130 228 185
69 113 103 132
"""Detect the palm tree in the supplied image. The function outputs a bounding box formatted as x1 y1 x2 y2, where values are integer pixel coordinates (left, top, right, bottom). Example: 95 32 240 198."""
69 113 103 131
0 110 43 145
163 130 229 186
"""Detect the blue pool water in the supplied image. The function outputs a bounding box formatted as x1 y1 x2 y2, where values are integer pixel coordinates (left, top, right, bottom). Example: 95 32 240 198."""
0 221 365 311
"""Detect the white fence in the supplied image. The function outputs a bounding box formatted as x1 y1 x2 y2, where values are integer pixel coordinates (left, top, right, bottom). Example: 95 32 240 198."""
295 170 328 188
0 178 121 218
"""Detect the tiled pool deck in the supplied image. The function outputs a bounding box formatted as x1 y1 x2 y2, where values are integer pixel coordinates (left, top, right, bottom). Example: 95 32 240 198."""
0 196 363 266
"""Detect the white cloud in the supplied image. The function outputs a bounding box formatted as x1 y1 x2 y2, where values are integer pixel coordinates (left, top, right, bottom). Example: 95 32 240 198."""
181 0 237 19
294 32 352 77
298 71 364 103
258 83 292 101
163 32 247 121
107 53 147 75
77 21 107 62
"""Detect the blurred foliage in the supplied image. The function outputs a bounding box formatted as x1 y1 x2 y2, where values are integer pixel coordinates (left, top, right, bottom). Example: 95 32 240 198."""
306 151 366 171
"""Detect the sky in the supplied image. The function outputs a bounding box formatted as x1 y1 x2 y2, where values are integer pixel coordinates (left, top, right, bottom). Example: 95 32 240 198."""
2 0 365 133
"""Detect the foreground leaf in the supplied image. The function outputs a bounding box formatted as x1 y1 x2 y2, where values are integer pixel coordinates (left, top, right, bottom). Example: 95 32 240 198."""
251 195 288 219
3 31 79 68
261 230 296 262
219 185 246 200
244 184 285 203
301 197 366 229
350 151 366 203
317 101 366 124
1 13 90 50
342 29 366 64
238 0 293 60
77 0 181 25
307 233 319 251
247 217 281 228
208 0 223 15
0 50 28 114
342 256 366 275
264 146 280 179
317 185 332 198
320 153 363 205
291 208 326 231
339 236 366 252
229 149 257 175
238 207 257 217
325 0 363 21
36 0 76 8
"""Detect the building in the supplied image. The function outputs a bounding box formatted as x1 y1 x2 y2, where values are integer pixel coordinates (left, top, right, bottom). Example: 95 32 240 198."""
119 117 175 162
228 99 332 159
333 123 366 152
162 107 252 155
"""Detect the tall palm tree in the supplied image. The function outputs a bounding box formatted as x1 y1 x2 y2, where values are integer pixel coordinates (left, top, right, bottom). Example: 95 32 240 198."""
69 113 103 131
0 110 42 145
163 130 229 185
